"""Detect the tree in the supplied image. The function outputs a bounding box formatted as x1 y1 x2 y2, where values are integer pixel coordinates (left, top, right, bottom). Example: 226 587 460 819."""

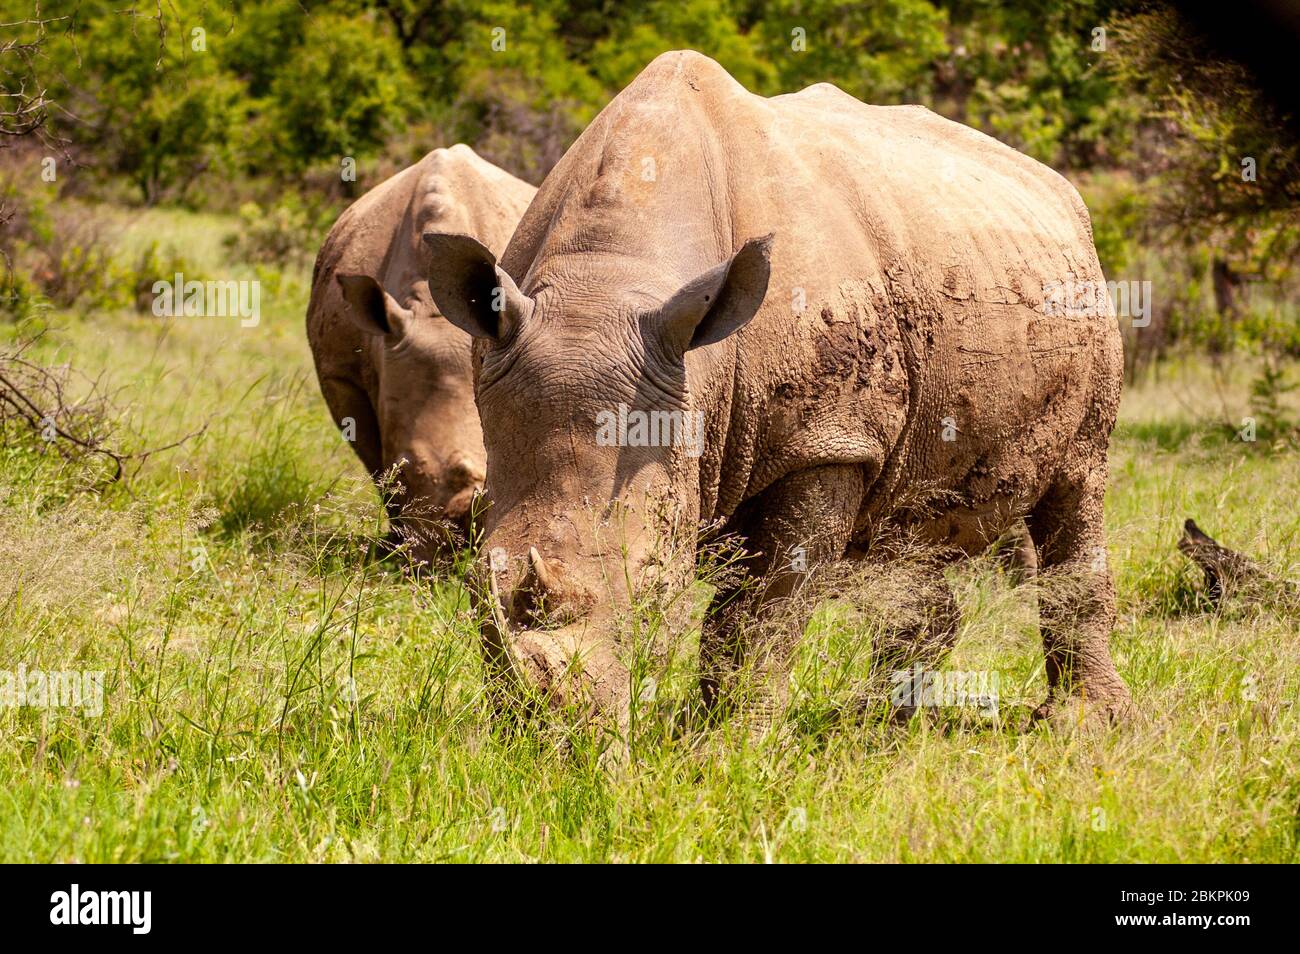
263 12 417 175
44 0 247 204
747 0 949 103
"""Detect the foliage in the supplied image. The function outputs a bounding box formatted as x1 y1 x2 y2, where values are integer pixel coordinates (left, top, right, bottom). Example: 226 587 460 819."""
40 0 248 204
1 0 1297 361
223 195 339 270
260 12 418 175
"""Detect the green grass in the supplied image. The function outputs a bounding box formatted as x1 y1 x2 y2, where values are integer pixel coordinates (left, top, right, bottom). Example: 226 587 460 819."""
1 206 1297 862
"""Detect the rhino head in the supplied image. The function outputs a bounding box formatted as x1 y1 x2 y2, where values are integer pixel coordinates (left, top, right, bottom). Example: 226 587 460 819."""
423 231 772 718
335 270 486 560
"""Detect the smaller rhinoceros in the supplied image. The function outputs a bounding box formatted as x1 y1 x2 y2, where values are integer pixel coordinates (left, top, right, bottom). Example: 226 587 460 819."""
306 145 536 561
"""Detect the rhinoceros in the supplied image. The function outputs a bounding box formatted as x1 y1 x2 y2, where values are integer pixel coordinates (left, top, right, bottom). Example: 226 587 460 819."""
424 52 1133 727
306 145 535 561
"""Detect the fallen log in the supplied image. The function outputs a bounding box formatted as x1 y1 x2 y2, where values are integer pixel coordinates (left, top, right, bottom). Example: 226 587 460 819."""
1177 518 1293 608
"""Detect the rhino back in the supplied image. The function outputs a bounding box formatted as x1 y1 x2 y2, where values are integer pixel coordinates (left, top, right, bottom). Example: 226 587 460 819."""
505 51 1119 538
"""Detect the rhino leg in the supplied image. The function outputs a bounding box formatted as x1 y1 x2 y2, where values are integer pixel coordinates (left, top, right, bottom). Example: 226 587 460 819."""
700 464 864 731
318 377 383 477
994 518 1038 584
865 565 961 724
318 379 409 554
1026 451 1133 724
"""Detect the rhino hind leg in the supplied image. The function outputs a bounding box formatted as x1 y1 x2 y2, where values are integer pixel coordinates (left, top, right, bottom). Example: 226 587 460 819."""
1025 451 1133 725
993 518 1038 584
864 564 961 725
700 464 865 732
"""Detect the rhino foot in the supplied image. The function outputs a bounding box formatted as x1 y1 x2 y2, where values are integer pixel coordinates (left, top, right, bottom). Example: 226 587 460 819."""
1030 684 1134 730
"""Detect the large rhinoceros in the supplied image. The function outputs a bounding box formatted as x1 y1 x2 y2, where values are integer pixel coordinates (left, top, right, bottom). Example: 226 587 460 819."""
424 52 1132 726
307 145 535 561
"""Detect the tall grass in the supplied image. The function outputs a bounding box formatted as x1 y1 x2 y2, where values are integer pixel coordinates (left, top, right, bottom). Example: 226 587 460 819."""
0 207 1296 862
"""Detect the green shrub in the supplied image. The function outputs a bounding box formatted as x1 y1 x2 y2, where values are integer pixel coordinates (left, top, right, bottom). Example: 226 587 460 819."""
222 196 337 270
46 0 249 204
262 14 418 176
127 241 201 314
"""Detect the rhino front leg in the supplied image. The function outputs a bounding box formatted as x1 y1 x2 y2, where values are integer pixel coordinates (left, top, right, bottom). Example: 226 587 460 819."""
1026 452 1133 724
700 464 864 731
318 377 383 476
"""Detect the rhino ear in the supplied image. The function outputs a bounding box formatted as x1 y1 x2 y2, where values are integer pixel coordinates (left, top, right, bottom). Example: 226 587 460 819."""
336 273 411 337
422 231 532 341
650 234 773 355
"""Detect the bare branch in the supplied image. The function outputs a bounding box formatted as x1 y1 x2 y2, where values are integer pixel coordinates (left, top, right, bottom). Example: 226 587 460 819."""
0 335 208 491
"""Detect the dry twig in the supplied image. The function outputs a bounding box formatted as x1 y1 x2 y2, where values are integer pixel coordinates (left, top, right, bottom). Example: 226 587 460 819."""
0 334 205 488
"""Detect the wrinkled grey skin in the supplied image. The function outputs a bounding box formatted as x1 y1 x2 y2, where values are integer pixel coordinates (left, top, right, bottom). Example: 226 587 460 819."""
426 52 1133 727
306 145 535 562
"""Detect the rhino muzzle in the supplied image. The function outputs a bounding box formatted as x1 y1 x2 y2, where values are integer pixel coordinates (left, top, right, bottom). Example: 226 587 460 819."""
478 546 629 716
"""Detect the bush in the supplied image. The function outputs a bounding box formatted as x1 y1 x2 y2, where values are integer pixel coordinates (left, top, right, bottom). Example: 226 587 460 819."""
47 1 249 205
127 241 202 314
0 263 46 324
0 189 128 313
222 196 338 271
0 171 205 317
261 14 417 176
